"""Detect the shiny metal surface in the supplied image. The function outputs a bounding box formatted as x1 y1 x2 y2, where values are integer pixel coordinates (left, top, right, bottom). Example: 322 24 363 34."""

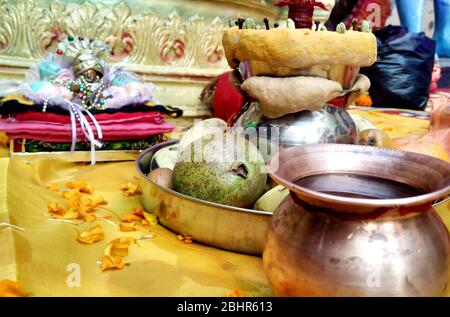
136 140 271 255
263 144 450 296
267 144 450 214
233 104 357 149
263 196 450 296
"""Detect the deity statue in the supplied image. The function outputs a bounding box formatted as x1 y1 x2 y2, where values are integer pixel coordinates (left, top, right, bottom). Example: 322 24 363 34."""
25 35 156 112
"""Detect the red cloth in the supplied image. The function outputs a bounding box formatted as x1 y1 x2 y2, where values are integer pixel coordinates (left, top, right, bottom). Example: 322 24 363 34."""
0 110 174 142
0 119 174 142
213 72 245 122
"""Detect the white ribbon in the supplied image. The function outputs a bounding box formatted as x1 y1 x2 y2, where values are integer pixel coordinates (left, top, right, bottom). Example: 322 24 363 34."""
65 100 103 165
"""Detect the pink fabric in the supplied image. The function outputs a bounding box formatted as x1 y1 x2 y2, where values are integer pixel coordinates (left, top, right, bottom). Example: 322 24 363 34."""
0 118 174 142
14 111 164 125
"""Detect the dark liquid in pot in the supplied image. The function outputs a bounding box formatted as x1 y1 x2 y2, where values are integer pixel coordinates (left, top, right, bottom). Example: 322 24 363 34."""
295 173 426 200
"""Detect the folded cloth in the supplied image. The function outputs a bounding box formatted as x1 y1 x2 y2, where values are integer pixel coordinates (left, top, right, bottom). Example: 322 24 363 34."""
0 97 183 117
13 111 164 125
0 118 174 142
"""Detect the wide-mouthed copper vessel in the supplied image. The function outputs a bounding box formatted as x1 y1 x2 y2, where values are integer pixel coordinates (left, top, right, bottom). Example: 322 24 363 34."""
264 144 450 296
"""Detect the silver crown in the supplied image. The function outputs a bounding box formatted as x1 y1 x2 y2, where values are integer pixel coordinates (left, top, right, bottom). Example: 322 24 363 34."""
57 36 111 77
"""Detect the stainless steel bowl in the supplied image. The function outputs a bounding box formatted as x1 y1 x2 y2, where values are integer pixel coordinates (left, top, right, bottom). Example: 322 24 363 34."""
232 103 357 151
136 140 271 255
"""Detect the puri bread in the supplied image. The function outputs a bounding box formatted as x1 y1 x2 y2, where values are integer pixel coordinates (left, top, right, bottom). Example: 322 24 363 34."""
241 76 343 119
223 27 377 71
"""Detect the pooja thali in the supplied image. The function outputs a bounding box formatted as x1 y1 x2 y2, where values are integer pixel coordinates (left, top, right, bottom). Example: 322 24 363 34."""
136 140 272 255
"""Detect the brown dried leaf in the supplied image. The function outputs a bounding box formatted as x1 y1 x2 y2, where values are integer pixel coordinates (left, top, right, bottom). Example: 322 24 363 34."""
0 280 28 297
77 224 105 244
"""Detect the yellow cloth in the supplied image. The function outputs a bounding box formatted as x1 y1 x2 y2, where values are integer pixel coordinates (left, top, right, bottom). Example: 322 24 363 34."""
1 158 270 296
0 132 8 158
0 108 448 296
349 109 430 140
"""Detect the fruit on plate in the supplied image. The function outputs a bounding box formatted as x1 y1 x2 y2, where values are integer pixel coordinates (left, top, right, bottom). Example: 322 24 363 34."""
349 114 376 132
151 144 179 170
178 118 227 155
148 168 173 189
253 185 290 213
172 133 267 208
355 129 392 148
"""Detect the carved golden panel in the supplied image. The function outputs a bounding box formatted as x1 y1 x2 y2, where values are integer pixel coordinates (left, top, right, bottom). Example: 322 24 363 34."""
0 0 280 117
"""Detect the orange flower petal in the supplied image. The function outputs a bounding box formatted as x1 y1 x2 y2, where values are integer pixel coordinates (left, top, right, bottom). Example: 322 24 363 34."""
87 195 107 207
143 212 158 226
46 184 60 192
100 255 125 272
83 213 96 223
48 202 81 220
132 206 145 217
226 289 245 297
104 237 136 258
77 225 105 244
121 214 143 222
48 202 65 216
121 182 142 197
119 222 138 232
66 181 93 194
0 280 28 297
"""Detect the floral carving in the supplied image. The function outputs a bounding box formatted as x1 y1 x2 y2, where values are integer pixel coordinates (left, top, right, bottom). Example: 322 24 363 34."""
0 0 230 70
0 0 272 115
160 39 185 65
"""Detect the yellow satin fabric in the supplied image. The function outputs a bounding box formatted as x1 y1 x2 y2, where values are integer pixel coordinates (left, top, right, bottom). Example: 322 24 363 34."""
349 109 430 139
0 158 271 296
0 109 448 296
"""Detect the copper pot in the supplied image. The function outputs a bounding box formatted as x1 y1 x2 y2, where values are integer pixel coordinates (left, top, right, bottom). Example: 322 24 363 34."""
264 144 450 296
